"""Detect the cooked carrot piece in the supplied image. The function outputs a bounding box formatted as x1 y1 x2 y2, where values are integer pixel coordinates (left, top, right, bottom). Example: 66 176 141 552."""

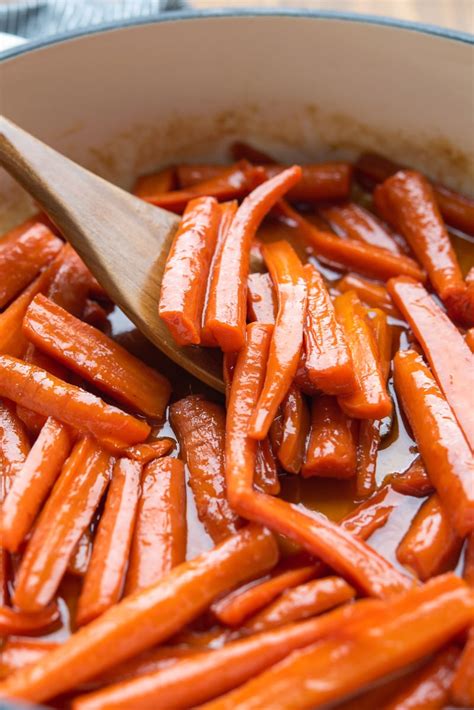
0 525 277 703
208 167 302 352
302 395 357 479
0 398 30 500
203 574 474 710
123 438 175 464
76 458 141 626
246 272 276 324
132 166 176 198
340 484 401 539
464 533 474 586
337 273 400 318
176 164 223 187
255 438 280 495
248 241 307 439
387 276 474 448
125 457 186 595
466 327 474 353
385 457 434 497
67 529 93 578
320 202 401 254
0 549 9 606
24 293 171 418
243 576 356 634
0 640 60 679
0 220 62 308
451 627 474 707
334 291 392 419
159 196 220 345
0 355 150 447
223 350 238 405
81 299 111 334
45 243 95 316
280 201 425 282
397 494 463 581
0 605 60 636
13 437 112 612
303 263 356 395
277 386 310 474
0 417 72 552
394 349 474 537
170 395 241 542
231 141 275 164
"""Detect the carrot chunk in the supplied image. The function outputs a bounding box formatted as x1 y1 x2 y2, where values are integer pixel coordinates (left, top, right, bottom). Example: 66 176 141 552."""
67 529 93 578
132 166 175 198
0 605 60 636
394 349 474 537
123 438 175 464
277 386 310 474
246 272 277 324
0 398 30 500
385 456 434 497
159 196 220 345
451 627 474 707
0 640 60 678
340 484 401 539
337 273 400 318
45 243 95 316
302 395 357 479
320 202 401 254
255 438 280 495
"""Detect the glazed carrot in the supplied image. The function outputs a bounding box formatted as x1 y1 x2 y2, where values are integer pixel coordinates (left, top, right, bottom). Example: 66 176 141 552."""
67 529 93 577
81 299 111 334
24 294 171 418
466 327 474 353
0 355 150 447
277 385 310 474
0 605 60 636
0 220 62 308
0 549 9 606
393 349 474 537
0 641 60 679
208 167 302 352
341 484 401 539
320 202 401 254
302 395 357 479
246 272 276 324
255 438 280 495
385 457 434 497
159 196 220 345
0 398 30 499
45 243 95 316
76 458 141 625
396 494 463 581
132 166 176 198
13 437 112 612
124 438 175 464
0 417 72 552
451 627 474 707
223 350 238 404
337 273 400 318
280 201 425 282
176 164 223 187
0 525 278 703
242 576 356 634
231 141 275 164
170 395 241 542
303 263 356 395
248 241 307 439
334 291 392 419
125 457 186 595
387 276 474 448
203 574 474 710
464 533 474 586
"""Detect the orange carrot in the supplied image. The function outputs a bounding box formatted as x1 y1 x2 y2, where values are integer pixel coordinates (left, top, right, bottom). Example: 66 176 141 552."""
176 164 223 187
81 298 111 334
13 437 113 612
0 605 60 636
231 141 275 164
255 438 280 495
337 273 400 318
132 166 176 198
248 241 307 439
385 457 434 497
320 202 401 254
0 417 72 552
0 549 9 606
223 350 238 405
341 484 401 539
208 167 302 352
302 395 357 479
159 196 220 345
0 355 150 447
303 263 356 395
246 272 277 324
170 396 241 542
0 640 60 679
466 327 474 353
45 243 95 316
76 458 141 625
67 529 93 578
0 398 30 500
277 385 310 474
394 349 474 537
464 534 474 586
387 276 474 448
0 525 278 703
124 438 175 464
125 457 186 595
451 627 474 707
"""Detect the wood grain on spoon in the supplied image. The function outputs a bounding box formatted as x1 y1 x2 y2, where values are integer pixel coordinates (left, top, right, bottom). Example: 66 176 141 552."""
0 116 224 391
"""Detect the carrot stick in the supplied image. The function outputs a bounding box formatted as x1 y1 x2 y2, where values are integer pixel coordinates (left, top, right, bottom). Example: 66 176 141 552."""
246 272 276 324
302 395 357 479
0 355 150 447
384 456 434 497
337 273 400 318
45 243 95 316
242 576 355 634
387 276 474 448
123 438 175 464
223 350 238 405
0 417 72 552
202 574 474 710
176 164 223 186
0 524 278 703
280 201 425 282
132 167 176 198
67 529 93 577
0 398 30 500
303 263 356 395
320 202 401 254
170 395 241 542
451 627 474 707
81 299 111 334
340 484 400 539
334 291 392 419
248 241 307 439
255 438 280 495
0 220 62 308
208 167 302 352
125 457 186 595
13 437 112 612
0 605 60 636
0 549 9 606
159 195 220 345
393 349 474 537
277 385 310 474
466 327 474 353
0 641 60 679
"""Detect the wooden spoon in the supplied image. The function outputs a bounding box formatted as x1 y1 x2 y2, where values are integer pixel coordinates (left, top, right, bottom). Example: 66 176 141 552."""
0 116 224 391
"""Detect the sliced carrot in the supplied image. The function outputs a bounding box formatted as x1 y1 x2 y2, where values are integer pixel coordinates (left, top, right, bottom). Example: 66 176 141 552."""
466 327 474 353
0 355 150 447
394 349 474 537
123 438 175 464
248 241 307 439
452 627 474 707
0 640 60 679
246 272 277 324
125 457 186 595
159 195 220 345
67 529 93 578
387 276 474 448
337 273 400 318
255 438 280 495
277 386 310 474
341 484 401 539
176 163 223 187
132 166 176 198
0 220 62 308
45 243 95 316
81 299 111 334
0 398 30 500
320 202 401 254
385 457 434 497
170 395 241 542
303 263 356 395
13 437 113 612
223 350 238 405
302 395 357 479
76 458 141 626
208 167 302 352
0 417 72 552
0 525 277 703
0 605 60 636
